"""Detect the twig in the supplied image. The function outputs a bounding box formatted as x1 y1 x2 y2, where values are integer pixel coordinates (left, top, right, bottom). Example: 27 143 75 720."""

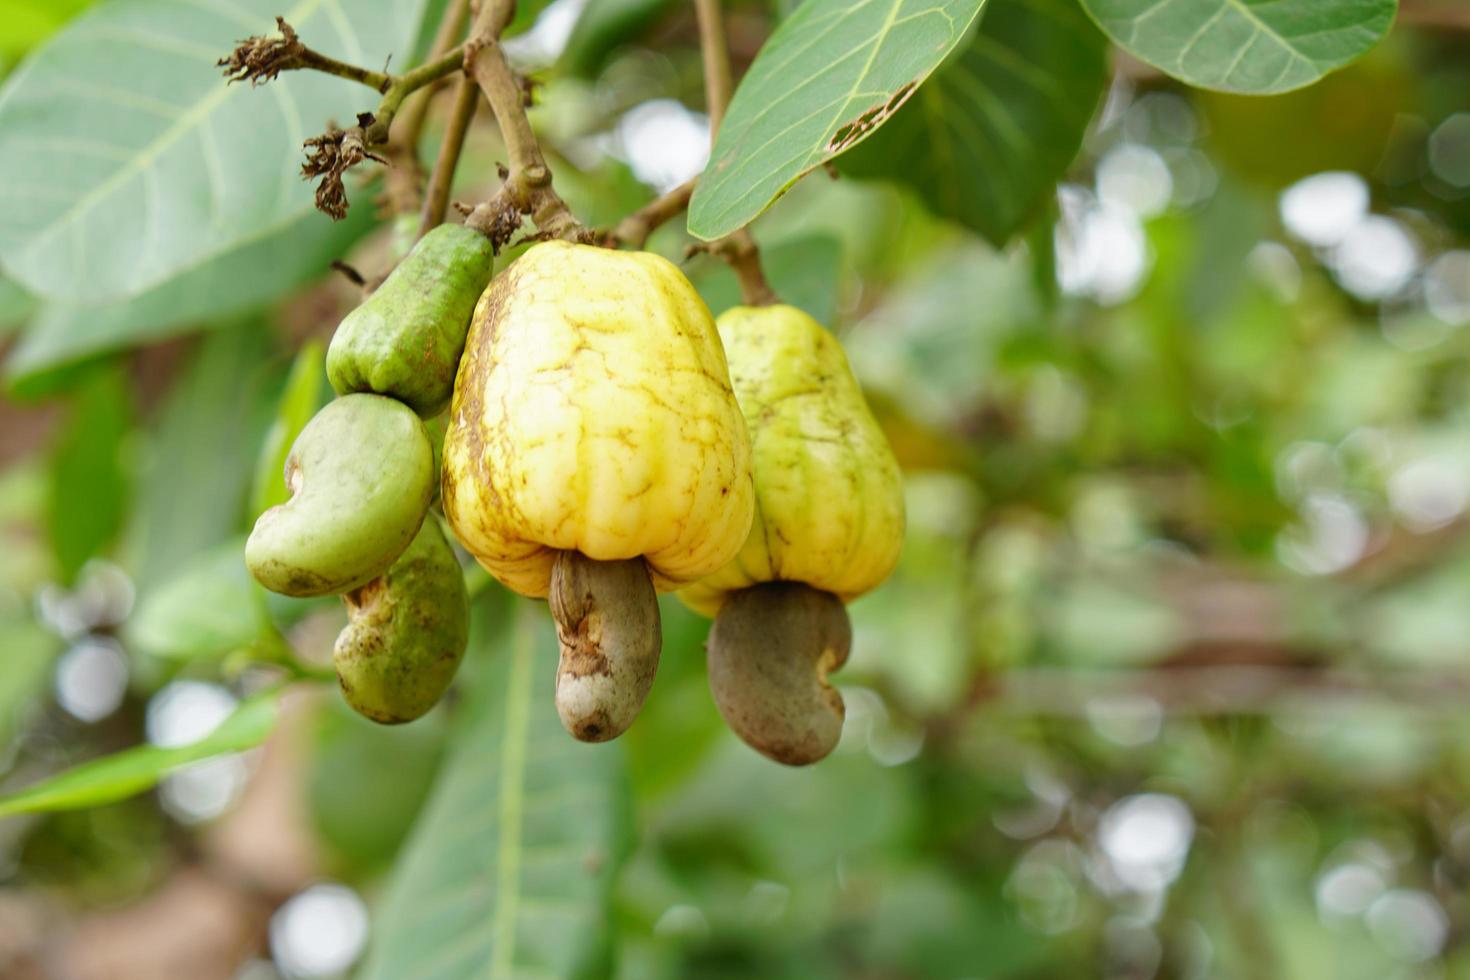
219 19 466 140
221 19 474 219
384 0 474 216
693 0 774 305
419 75 481 236
363 46 474 144
695 0 733 136
219 17 391 90
606 177 696 248
460 0 588 250
398 0 473 151
1400 0 1470 29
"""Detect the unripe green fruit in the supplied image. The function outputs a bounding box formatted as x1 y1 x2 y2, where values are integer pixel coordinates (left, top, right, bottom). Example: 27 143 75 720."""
327 223 495 418
334 516 470 724
245 394 434 597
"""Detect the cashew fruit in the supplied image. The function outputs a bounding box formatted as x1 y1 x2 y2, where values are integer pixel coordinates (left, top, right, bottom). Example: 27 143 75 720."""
442 240 754 597
442 240 754 741
246 393 435 597
706 581 851 766
334 515 469 724
327 223 495 418
680 304 905 616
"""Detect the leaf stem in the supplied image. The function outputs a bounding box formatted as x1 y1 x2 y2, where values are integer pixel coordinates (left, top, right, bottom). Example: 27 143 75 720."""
607 177 697 248
693 0 775 305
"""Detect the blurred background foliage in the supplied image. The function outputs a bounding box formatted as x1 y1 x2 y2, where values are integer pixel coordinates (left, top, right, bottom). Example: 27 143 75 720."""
1 0 1470 978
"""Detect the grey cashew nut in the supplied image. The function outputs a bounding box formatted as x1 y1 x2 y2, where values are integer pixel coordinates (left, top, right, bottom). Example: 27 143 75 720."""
706 581 851 766
549 551 661 743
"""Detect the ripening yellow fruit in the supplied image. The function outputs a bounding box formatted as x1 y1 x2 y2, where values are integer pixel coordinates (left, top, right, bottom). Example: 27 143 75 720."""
680 304 905 617
440 240 755 599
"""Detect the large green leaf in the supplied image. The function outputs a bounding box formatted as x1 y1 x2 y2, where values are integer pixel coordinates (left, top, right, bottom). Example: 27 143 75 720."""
125 534 319 662
0 0 428 302
841 0 1108 245
687 0 989 241
124 319 275 591
0 617 61 753
0 689 278 818
125 536 258 660
4 207 370 385
0 277 36 335
0 0 94 56
359 603 628 980
1078 0 1396 95
47 367 133 584
307 697 447 873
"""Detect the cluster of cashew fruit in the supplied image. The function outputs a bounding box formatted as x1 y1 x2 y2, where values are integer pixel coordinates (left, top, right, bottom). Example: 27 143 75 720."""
246 224 493 722
247 226 904 765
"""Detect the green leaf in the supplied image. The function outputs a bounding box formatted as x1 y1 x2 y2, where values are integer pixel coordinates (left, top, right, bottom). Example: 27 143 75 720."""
308 698 447 873
47 367 132 584
0 616 61 753
4 207 370 386
250 340 328 518
0 276 36 336
841 0 1108 246
359 603 628 980
0 689 278 818
687 0 989 241
0 0 94 56
125 319 275 591
125 537 257 660
0 0 429 302
559 0 678 79
1078 0 1396 95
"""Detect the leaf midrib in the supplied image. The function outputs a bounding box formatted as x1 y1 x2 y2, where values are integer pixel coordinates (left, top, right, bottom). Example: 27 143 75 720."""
489 605 536 979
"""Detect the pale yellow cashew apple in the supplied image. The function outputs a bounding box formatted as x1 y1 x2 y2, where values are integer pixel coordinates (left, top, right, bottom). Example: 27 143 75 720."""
441 240 754 741
680 304 905 766
680 304 905 616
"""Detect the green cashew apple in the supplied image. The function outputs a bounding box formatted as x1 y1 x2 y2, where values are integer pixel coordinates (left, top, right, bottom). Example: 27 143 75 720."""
327 223 495 418
334 515 470 724
246 393 435 597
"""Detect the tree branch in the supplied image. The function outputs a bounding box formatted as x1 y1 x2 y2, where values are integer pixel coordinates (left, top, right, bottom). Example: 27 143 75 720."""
419 75 481 236
384 0 474 216
695 0 733 136
460 0 588 249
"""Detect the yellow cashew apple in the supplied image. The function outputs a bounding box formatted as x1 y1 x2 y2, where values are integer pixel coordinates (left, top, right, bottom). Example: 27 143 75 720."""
441 240 754 742
680 304 905 617
680 304 905 767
